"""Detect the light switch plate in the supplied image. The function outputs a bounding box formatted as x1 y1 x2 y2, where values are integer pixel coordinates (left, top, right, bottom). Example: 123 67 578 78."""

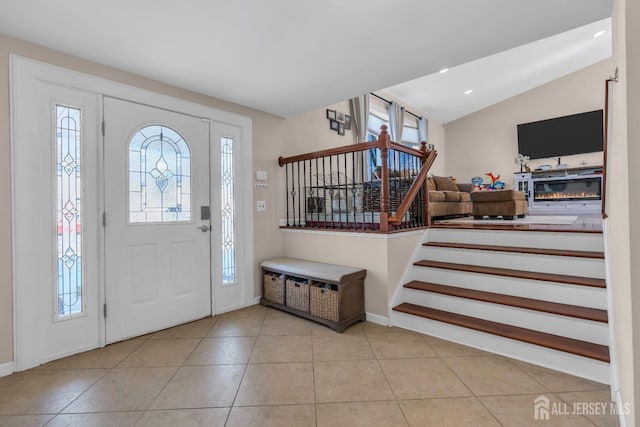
256 171 268 181
256 200 267 212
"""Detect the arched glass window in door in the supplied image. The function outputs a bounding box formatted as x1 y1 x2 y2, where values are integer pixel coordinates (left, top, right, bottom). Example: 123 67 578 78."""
129 125 191 223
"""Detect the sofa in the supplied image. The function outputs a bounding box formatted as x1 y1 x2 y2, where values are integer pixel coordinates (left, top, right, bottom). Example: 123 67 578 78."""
427 176 473 218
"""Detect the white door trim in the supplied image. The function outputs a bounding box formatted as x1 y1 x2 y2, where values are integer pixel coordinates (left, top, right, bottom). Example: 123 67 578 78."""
10 55 254 370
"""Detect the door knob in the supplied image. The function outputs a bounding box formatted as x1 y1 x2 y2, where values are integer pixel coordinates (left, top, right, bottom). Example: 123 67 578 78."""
197 225 211 232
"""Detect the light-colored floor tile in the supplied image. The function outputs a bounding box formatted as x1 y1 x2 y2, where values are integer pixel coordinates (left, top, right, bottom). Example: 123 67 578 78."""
150 317 216 339
234 363 315 406
259 314 315 336
380 358 472 399
0 369 107 415
510 359 610 392
150 365 245 409
0 415 54 426
556 389 621 427
41 340 145 370
367 331 438 359
317 401 408 427
480 394 596 427
249 335 312 363
136 408 229 427
444 355 547 396
185 337 255 365
118 338 200 367
226 405 316 427
312 332 375 361
358 321 394 334
400 397 501 427
421 335 488 357
219 304 269 320
4 306 619 427
207 316 264 337
311 321 367 337
62 367 176 413
314 359 395 403
47 412 142 427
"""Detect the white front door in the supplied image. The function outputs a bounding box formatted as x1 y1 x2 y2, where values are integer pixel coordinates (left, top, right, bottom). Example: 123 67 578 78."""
104 98 212 343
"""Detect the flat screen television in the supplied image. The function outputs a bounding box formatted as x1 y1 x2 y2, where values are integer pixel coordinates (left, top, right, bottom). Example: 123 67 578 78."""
517 110 603 160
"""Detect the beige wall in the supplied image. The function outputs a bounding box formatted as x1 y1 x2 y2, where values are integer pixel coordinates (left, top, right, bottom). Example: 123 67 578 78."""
444 59 614 186
608 0 640 424
626 0 640 421
281 230 423 318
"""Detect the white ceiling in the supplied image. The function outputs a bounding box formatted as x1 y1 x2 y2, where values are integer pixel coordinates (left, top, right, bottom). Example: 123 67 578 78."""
385 18 612 123
0 1 612 119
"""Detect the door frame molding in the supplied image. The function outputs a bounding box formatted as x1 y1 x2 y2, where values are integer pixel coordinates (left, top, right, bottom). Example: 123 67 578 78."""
10 55 254 371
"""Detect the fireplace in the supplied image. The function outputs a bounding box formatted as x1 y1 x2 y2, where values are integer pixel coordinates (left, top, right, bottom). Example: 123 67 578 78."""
532 176 601 203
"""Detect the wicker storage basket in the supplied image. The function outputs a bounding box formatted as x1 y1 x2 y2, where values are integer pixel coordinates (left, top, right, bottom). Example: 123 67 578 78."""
310 283 339 322
263 272 285 304
286 277 310 312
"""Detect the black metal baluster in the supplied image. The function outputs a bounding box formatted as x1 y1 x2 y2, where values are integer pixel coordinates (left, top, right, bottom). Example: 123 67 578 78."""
329 155 334 229
344 153 350 230
361 151 366 230
303 160 307 227
322 157 327 228
285 163 290 226
315 157 320 228
352 152 357 229
297 161 301 227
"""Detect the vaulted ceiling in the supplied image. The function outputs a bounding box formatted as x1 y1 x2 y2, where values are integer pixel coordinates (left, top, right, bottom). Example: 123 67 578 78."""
0 1 612 120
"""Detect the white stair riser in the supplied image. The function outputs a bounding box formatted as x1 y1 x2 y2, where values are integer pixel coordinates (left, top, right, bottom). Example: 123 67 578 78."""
403 289 609 345
393 311 610 384
411 267 607 309
429 229 603 252
421 247 605 279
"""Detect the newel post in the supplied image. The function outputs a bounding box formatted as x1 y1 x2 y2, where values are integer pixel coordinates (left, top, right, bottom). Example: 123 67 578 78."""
379 125 391 232
420 141 431 227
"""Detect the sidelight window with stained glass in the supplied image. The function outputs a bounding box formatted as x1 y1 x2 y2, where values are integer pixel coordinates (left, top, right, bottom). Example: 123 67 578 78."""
221 136 236 285
56 105 83 318
129 125 191 223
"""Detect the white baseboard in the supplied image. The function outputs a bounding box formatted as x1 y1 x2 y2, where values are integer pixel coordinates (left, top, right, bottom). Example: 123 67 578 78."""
254 296 262 305
0 361 13 377
366 312 389 326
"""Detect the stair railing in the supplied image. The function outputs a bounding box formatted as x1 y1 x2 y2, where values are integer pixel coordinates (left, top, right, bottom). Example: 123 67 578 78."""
278 125 437 232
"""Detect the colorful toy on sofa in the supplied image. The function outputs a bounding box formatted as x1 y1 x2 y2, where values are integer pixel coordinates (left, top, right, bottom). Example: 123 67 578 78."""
471 176 483 191
485 172 501 190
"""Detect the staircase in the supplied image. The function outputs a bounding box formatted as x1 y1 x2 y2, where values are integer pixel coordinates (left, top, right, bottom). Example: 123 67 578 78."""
391 227 611 384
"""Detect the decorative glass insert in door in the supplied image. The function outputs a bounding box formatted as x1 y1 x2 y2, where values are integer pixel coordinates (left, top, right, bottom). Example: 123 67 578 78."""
221 136 236 284
56 105 83 318
129 125 191 223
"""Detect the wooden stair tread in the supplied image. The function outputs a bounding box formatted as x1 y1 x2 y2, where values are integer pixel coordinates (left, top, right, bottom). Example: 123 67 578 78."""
393 303 610 362
404 281 608 323
414 260 606 288
423 242 604 259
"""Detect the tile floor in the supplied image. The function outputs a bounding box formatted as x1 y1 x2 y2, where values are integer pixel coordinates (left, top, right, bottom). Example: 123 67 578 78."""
0 305 619 426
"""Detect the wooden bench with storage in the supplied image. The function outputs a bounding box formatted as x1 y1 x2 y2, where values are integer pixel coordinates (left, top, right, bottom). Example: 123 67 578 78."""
260 257 366 332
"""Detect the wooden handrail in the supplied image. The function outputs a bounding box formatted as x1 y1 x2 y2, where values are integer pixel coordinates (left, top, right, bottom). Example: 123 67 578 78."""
389 141 426 157
388 150 437 225
279 142 378 166
278 125 428 167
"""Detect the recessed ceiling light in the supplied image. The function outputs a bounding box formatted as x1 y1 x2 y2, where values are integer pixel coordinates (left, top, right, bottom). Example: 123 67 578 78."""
439 68 449 74
593 30 605 38
464 89 473 95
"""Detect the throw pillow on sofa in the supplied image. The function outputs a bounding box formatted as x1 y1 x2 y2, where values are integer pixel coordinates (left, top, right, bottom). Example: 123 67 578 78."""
432 176 459 192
